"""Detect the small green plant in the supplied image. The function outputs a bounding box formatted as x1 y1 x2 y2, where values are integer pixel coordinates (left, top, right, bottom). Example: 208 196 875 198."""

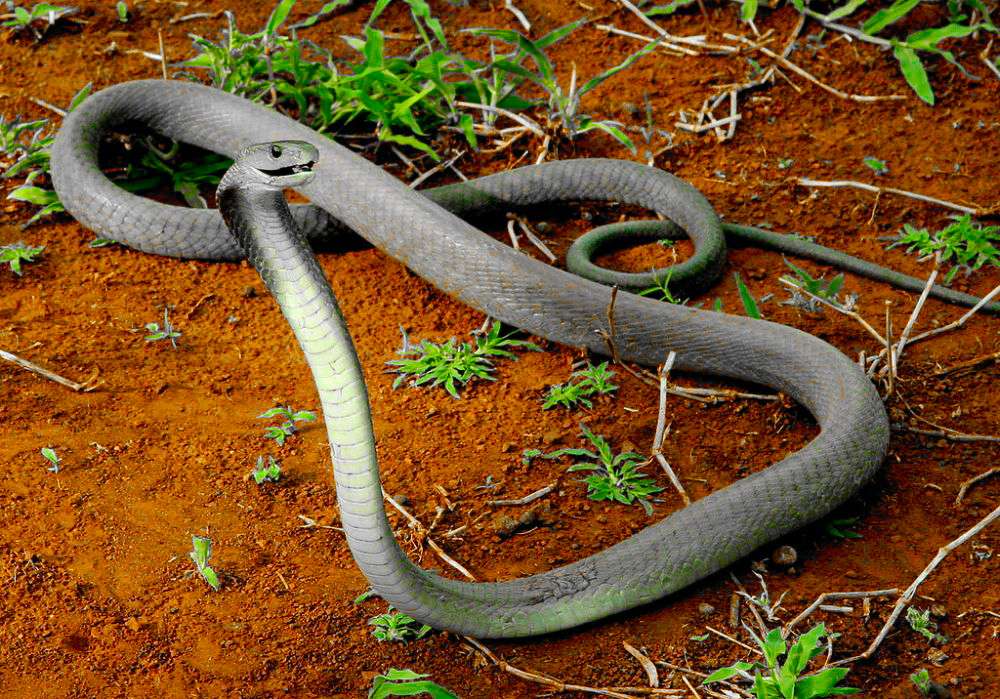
189 535 221 591
887 215 999 283
542 361 617 410
368 668 458 699
0 114 47 157
368 607 431 643
144 308 182 349
116 139 232 208
780 258 852 312
258 405 316 445
250 455 281 484
521 448 542 466
824 517 862 539
703 623 859 698
468 20 660 151
1 2 77 39
778 157 794 169
4 83 91 226
906 607 948 644
115 1 127 22
387 321 540 399
735 272 762 319
40 447 60 473
0 242 44 275
546 423 663 514
638 266 685 304
863 156 889 176
910 668 932 695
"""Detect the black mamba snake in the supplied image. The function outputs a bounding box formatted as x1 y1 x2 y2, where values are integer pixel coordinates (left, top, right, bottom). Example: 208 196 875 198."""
51 79 986 637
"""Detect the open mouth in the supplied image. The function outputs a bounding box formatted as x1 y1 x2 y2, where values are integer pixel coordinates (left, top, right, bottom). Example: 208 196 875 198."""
261 161 315 177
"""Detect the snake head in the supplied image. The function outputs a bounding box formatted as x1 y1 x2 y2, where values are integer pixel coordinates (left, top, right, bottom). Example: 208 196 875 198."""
232 140 319 189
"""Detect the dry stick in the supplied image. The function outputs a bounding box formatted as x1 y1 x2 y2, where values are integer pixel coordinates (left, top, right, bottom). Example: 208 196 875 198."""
0 349 96 392
462 636 666 699
935 350 1000 376
891 423 1000 444
832 503 1000 667
681 675 703 698
603 286 622 365
981 40 1000 81
724 33 905 103
28 96 66 117
777 278 886 346
613 0 715 50
797 177 985 216
486 483 555 506
783 589 898 637
955 468 999 506
409 150 465 189
455 101 546 137
623 641 660 688
504 0 531 32
157 29 168 80
506 219 521 251
675 114 741 134
884 302 894 396
887 253 940 378
381 489 476 581
595 23 701 56
705 625 761 655
652 352 691 505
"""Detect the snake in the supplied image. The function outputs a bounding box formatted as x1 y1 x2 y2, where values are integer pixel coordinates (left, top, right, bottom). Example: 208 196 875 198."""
48 79 993 639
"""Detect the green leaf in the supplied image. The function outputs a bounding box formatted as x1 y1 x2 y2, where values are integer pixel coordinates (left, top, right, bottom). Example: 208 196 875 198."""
904 23 978 52
794 667 859 697
200 566 221 591
762 627 787 669
741 0 759 23
702 661 755 684
863 0 920 34
577 39 660 98
824 0 867 22
892 41 935 105
264 0 296 36
8 185 59 206
735 272 762 319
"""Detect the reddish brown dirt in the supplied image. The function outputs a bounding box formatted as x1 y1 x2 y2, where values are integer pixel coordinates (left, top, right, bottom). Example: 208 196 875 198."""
1 1 998 697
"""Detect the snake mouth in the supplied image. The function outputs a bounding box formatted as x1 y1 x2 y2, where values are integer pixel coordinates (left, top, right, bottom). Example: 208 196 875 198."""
260 161 315 177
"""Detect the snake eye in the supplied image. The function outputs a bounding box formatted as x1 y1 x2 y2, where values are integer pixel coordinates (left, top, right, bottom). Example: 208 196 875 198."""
269 144 283 159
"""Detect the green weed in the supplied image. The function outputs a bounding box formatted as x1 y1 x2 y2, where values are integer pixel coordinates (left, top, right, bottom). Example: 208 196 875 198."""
735 272 762 319
542 361 617 410
638 266 685 304
116 139 232 208
468 21 659 151
368 607 431 642
780 259 852 312
251 455 281 484
863 156 889 176
115 1 127 22
910 668 932 695
546 423 663 514
144 308 182 349
368 668 457 699
1 2 77 40
3 83 90 227
387 321 540 399
0 242 44 275
906 607 948 644
40 446 60 473
703 623 859 698
189 535 221 591
258 405 316 446
887 215 999 283
824 517 862 540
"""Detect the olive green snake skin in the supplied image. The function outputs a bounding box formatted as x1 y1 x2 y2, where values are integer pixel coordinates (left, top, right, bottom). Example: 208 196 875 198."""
49 80 989 639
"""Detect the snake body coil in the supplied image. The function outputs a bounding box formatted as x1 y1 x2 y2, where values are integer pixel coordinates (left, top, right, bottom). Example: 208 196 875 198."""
52 80 892 638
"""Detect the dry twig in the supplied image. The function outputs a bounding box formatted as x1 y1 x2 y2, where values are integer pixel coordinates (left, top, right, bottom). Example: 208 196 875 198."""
955 468 999 506
0 349 98 392
832 504 1000 666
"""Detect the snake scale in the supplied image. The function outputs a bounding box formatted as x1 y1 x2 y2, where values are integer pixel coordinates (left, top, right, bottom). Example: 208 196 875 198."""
54 78 980 638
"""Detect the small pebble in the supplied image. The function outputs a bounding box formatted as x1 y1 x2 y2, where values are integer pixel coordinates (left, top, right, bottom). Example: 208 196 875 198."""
771 545 798 567
242 285 257 298
535 222 551 234
392 494 410 507
698 603 715 617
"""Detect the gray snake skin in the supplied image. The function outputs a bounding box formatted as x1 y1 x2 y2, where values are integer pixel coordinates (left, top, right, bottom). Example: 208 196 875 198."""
51 80 889 638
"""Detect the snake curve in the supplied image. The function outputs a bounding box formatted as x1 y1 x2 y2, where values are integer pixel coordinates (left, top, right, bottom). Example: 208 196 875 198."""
51 79 894 639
